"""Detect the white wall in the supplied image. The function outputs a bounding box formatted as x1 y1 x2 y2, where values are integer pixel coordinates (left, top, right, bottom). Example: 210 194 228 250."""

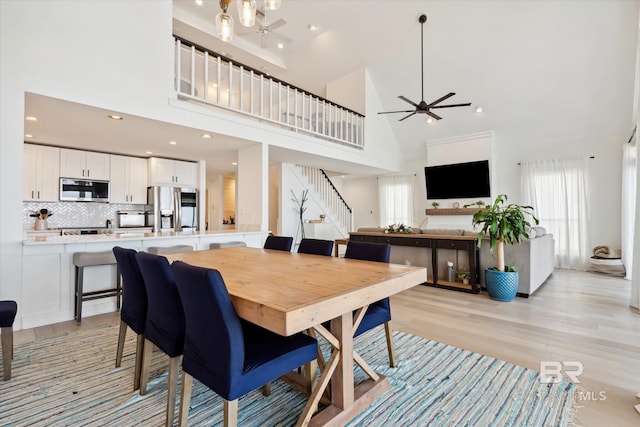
326 68 366 115
344 177 380 230
237 144 268 231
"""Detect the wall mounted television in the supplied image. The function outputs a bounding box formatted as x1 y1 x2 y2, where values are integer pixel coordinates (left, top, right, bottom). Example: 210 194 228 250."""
425 160 491 199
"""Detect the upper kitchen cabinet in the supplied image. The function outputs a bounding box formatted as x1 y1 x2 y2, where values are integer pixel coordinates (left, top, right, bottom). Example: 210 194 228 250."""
110 155 148 204
23 144 60 202
148 157 197 187
60 148 110 180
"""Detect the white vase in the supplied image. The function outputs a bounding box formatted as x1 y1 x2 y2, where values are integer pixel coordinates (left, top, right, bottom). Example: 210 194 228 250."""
34 219 48 230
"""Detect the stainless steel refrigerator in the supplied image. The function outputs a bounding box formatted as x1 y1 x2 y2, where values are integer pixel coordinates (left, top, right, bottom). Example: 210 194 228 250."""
146 186 198 232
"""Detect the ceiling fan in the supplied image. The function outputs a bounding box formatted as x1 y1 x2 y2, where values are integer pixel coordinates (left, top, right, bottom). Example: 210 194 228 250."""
238 6 291 48
379 14 471 122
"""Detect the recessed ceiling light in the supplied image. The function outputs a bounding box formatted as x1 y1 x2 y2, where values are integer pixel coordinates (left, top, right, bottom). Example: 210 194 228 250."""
308 24 318 31
195 0 203 5
169 141 177 145
25 116 39 122
108 115 123 120
145 151 153 155
277 43 284 49
232 162 238 166
426 117 434 124
24 134 33 138
475 106 484 113
202 134 212 139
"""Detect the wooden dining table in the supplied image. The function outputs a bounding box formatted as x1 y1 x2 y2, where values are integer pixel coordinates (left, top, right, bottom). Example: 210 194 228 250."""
166 247 427 427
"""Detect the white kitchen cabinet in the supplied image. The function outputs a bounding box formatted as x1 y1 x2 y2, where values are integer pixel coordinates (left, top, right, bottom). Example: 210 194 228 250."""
148 157 197 187
110 155 148 204
23 144 60 202
60 148 110 180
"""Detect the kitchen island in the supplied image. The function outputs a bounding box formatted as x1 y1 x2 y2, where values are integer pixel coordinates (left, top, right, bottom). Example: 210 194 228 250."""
21 229 268 329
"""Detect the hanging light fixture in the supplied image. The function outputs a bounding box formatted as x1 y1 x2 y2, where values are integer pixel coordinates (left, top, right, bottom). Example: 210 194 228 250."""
237 0 257 27
216 0 234 41
216 0 283 42
264 0 281 10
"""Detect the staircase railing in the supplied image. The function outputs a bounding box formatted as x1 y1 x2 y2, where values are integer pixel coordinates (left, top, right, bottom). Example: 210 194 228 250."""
298 166 353 233
174 37 365 149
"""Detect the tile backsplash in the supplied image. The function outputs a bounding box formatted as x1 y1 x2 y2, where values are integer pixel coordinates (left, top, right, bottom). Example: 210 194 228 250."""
23 201 146 229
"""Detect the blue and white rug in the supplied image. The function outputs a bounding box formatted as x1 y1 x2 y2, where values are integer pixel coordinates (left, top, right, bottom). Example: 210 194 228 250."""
0 323 577 426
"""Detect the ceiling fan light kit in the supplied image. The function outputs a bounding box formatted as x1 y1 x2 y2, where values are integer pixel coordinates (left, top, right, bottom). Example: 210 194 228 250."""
379 14 471 122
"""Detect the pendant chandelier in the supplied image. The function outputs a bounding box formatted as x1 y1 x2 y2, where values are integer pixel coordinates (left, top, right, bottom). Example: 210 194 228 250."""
216 0 282 42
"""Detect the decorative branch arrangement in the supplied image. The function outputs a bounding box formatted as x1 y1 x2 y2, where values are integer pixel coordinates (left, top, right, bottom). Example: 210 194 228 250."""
291 189 309 240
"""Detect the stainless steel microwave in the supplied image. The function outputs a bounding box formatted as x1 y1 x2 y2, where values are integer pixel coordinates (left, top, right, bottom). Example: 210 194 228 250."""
60 178 110 202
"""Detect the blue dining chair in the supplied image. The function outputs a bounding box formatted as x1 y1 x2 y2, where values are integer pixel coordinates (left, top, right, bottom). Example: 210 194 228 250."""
171 261 318 427
112 246 147 391
297 238 334 257
344 241 396 367
135 252 185 427
0 300 18 381
263 235 293 252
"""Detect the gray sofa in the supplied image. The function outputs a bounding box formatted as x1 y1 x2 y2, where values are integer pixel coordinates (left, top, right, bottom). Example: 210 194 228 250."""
479 231 555 297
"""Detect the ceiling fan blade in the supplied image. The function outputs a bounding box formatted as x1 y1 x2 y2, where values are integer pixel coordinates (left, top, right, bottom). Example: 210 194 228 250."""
399 112 417 121
427 92 455 107
378 110 415 115
270 19 286 31
430 103 472 109
271 32 292 44
398 96 419 108
427 111 442 120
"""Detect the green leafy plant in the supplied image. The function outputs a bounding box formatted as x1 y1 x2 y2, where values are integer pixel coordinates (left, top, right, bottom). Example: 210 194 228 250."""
471 194 538 272
431 201 440 208
463 200 486 208
384 223 413 234
457 267 471 280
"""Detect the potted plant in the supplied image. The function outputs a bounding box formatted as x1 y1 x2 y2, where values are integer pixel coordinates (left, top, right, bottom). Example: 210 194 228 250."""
431 201 440 209
457 267 471 285
471 194 538 301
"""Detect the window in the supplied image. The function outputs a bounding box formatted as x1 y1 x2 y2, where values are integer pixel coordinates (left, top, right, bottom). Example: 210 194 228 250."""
378 175 414 227
521 157 590 270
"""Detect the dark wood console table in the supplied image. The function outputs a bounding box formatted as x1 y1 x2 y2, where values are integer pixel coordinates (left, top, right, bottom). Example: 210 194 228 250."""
348 232 480 293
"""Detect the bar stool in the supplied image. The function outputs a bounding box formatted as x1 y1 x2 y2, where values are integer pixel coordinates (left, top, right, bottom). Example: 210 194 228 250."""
209 241 246 249
147 245 193 255
73 251 121 325
1 300 18 380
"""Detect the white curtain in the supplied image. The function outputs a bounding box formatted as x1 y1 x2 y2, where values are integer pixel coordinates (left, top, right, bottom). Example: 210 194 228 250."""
621 140 637 281
521 157 591 270
378 175 414 227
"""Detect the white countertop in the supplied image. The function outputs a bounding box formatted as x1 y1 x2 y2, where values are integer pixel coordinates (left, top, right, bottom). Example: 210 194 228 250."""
23 229 262 245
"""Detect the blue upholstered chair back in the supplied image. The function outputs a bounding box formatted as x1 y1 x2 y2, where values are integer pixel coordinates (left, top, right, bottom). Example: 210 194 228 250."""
0 300 17 328
263 235 293 252
298 238 334 257
135 252 185 358
345 241 392 325
171 261 245 397
345 241 391 263
113 247 147 335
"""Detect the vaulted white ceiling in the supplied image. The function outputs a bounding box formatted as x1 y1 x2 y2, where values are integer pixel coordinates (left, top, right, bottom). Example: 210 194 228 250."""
24 1 639 175
172 0 640 163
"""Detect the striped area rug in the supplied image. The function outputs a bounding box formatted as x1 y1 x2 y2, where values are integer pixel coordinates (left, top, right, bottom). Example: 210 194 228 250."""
0 323 577 426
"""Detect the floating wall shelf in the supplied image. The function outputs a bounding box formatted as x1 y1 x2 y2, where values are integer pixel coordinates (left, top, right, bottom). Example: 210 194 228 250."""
425 208 482 216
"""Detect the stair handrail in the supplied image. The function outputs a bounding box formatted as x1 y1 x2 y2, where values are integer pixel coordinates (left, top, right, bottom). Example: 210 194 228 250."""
320 169 352 214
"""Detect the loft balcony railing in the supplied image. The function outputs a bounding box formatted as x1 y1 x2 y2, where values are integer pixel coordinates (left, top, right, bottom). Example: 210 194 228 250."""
174 37 365 149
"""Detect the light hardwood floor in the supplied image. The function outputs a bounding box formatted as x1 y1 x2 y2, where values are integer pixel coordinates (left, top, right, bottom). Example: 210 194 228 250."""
13 269 640 426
